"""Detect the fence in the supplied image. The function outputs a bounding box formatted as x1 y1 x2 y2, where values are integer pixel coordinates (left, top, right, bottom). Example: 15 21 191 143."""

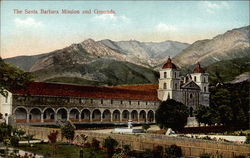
18 125 250 158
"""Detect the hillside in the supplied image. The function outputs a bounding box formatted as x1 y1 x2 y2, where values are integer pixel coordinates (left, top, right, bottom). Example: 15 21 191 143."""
174 25 250 68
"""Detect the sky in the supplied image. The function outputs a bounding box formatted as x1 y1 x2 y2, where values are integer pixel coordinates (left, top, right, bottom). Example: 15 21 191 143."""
0 1 249 58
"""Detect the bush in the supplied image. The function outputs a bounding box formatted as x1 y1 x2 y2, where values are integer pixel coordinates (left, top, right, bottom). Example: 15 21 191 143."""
153 145 163 158
10 136 19 147
166 144 182 157
103 136 118 158
61 122 75 142
245 134 250 144
142 124 150 131
200 153 211 158
91 138 100 150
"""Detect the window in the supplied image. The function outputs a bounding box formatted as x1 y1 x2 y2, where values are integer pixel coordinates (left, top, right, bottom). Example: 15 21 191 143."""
101 99 103 104
204 77 206 83
138 101 140 105
190 94 193 99
146 102 148 105
204 87 206 92
111 99 113 104
175 83 178 90
121 100 123 104
5 96 8 103
164 72 167 78
91 99 93 103
175 72 176 78
163 83 167 89
129 101 131 105
194 76 196 82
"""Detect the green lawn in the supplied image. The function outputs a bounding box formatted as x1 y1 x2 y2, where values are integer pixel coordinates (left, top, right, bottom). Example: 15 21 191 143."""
18 143 108 158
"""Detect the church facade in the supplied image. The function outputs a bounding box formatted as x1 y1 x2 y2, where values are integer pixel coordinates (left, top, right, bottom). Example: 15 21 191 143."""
0 58 209 125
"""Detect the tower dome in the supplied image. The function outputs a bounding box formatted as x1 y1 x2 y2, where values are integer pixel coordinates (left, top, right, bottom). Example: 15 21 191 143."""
162 57 177 69
193 62 205 73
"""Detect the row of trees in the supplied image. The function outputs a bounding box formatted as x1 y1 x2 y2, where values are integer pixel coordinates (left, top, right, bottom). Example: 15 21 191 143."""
195 82 249 129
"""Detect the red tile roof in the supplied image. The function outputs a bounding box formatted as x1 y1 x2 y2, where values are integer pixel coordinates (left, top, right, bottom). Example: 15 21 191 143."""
10 82 160 101
162 57 177 69
193 62 205 73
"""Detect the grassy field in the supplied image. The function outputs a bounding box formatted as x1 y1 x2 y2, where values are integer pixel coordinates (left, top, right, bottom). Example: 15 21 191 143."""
18 143 108 158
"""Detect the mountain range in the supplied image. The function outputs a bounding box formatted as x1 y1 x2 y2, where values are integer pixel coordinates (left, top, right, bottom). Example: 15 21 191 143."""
4 25 250 86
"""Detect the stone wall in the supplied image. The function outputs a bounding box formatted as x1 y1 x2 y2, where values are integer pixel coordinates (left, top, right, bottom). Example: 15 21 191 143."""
18 126 250 158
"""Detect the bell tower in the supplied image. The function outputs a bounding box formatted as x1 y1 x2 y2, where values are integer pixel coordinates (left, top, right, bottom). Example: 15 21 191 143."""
191 62 209 106
158 57 181 101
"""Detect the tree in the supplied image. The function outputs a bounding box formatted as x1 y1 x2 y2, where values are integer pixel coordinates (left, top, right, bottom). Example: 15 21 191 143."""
142 124 150 132
166 144 182 157
195 105 220 125
155 99 188 130
0 58 33 97
0 123 12 142
48 130 59 157
61 122 75 143
102 136 118 158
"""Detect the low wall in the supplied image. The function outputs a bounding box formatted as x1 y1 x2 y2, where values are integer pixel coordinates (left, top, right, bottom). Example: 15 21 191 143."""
18 126 250 158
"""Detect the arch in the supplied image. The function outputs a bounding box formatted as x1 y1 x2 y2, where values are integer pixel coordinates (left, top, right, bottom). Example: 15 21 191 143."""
139 110 146 122
204 86 207 92
81 109 90 122
112 110 120 122
15 107 27 123
92 109 101 122
57 108 68 120
43 108 55 122
122 110 129 122
131 110 138 122
102 109 111 122
29 108 42 123
69 108 80 122
163 83 167 89
164 72 167 78
147 110 154 122
189 107 193 117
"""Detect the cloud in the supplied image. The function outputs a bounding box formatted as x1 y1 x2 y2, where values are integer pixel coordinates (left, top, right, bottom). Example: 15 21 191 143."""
93 14 130 23
202 1 230 13
155 23 177 32
14 17 43 27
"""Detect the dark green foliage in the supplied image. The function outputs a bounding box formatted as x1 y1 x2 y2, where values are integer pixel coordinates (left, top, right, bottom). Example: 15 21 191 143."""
0 58 33 97
142 124 150 131
61 122 75 142
10 136 19 147
155 99 188 130
102 136 118 158
195 105 220 125
0 123 12 142
210 81 249 129
200 153 211 158
166 144 182 157
245 134 250 144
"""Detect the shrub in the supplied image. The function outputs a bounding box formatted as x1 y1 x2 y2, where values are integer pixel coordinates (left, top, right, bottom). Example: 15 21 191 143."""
245 134 250 144
84 142 91 148
91 138 100 150
142 124 150 131
200 153 211 158
153 145 163 158
61 122 75 142
103 136 118 158
10 136 19 147
166 144 182 157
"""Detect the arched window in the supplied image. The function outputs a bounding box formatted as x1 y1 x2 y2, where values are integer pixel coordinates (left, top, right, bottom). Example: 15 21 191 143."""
175 72 176 78
175 83 178 90
101 99 103 104
190 94 193 99
111 99 113 104
163 83 167 89
164 72 167 78
204 77 206 83
194 76 197 82
204 87 206 92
